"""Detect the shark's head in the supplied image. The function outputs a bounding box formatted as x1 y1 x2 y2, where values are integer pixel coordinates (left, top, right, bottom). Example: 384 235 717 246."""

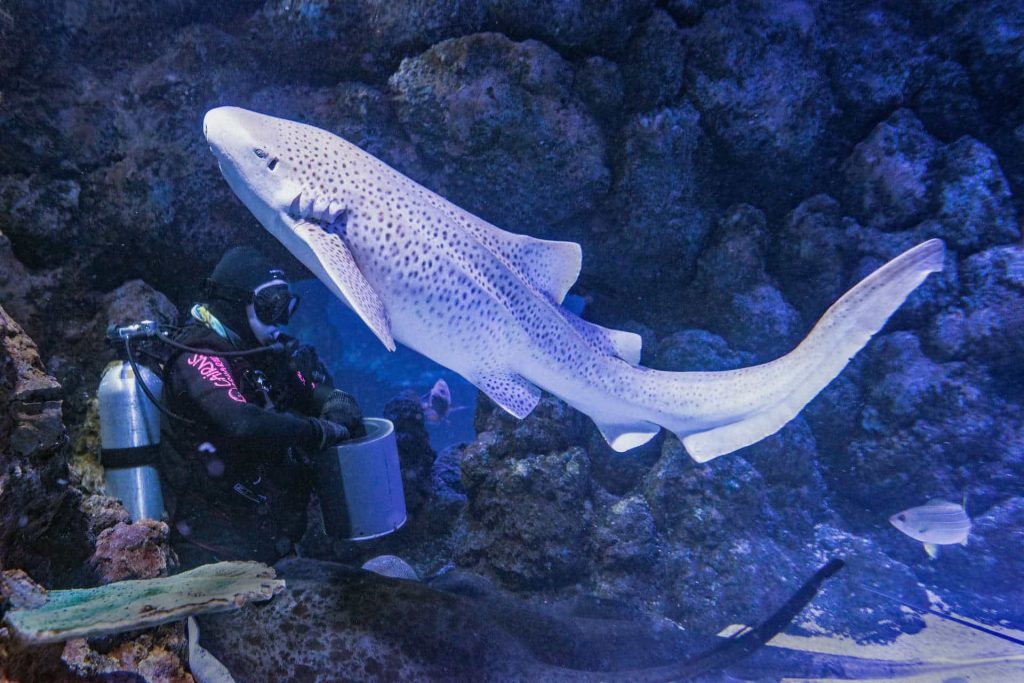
204 107 347 232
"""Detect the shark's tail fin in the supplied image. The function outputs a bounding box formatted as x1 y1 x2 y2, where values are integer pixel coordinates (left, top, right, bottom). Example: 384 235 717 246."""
679 239 945 462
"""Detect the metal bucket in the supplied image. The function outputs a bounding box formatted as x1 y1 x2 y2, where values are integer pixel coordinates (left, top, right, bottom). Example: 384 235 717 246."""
98 360 166 522
315 417 407 541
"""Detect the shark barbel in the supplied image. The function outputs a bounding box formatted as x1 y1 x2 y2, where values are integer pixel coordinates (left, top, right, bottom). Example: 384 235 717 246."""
204 107 944 462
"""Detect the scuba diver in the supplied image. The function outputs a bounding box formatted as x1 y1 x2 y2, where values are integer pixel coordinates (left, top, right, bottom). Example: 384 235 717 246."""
157 246 365 567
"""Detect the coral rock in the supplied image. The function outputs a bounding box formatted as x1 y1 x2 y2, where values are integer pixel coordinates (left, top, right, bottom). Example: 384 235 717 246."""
90 520 174 583
934 136 1019 252
589 104 712 313
619 10 686 113
390 33 609 238
840 109 938 232
384 396 436 513
591 495 659 571
0 304 90 587
686 1 836 206
249 0 485 83
483 0 655 55
62 624 192 683
0 176 81 268
97 280 179 331
928 245 1024 373
460 436 592 588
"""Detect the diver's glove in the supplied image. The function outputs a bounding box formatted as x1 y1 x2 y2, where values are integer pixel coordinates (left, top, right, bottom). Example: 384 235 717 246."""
312 418 350 450
284 338 330 386
320 389 366 438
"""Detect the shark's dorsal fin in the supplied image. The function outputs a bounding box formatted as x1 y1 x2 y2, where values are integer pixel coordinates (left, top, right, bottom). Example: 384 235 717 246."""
448 205 582 304
475 370 541 419
455 214 643 365
515 238 582 304
293 221 396 351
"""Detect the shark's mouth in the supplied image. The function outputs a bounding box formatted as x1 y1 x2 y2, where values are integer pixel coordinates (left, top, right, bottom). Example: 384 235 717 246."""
288 192 348 235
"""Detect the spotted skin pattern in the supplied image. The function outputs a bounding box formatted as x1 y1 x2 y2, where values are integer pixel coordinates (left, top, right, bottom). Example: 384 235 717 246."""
204 107 945 461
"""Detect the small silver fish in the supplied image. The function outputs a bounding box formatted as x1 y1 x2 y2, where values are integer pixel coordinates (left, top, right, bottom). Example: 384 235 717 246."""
421 378 466 424
889 499 971 559
426 379 452 417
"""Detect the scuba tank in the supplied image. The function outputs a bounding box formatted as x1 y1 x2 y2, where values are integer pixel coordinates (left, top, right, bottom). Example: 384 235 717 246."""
315 417 407 540
98 322 166 522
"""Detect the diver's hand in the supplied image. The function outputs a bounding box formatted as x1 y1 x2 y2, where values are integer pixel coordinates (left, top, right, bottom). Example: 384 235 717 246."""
313 418 350 449
320 390 366 438
289 342 330 386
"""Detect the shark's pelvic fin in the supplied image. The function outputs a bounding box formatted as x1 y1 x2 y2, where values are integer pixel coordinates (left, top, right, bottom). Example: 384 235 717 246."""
680 239 945 462
293 220 396 351
475 370 541 419
595 420 661 451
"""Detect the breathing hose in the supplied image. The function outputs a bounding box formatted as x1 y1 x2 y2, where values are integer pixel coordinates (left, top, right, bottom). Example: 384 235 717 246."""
111 321 291 425
123 336 197 425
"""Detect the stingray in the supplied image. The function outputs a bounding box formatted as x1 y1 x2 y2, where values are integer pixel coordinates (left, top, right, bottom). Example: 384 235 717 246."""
195 557 842 681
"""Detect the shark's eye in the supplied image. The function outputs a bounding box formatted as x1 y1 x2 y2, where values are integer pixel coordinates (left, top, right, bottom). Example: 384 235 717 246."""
268 158 279 171
254 148 268 159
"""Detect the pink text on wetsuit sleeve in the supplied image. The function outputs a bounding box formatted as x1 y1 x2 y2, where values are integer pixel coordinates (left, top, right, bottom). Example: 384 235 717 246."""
187 354 247 403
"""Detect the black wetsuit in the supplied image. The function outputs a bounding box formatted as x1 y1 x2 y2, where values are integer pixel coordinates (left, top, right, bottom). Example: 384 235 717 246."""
158 322 361 568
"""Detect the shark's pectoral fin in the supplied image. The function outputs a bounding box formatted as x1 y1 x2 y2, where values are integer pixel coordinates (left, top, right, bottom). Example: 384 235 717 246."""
595 420 660 452
924 543 940 559
294 221 396 351
474 370 541 419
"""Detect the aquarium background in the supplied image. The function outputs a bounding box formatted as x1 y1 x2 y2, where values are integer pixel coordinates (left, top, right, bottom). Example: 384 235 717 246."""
0 0 1022 680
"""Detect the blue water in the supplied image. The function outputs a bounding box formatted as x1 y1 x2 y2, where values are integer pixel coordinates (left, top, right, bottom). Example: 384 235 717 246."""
288 278 477 452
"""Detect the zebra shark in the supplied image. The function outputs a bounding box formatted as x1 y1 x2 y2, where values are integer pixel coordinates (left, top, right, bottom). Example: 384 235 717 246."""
203 107 944 462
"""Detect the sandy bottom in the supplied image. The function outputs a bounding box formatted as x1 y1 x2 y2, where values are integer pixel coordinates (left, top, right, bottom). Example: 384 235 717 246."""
758 612 1024 682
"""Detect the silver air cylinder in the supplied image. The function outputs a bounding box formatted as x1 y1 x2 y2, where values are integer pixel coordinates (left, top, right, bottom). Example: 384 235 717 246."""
315 417 407 541
98 360 165 522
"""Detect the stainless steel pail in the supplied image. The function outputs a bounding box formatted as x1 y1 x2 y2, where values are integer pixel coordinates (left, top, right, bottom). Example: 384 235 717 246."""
315 417 407 541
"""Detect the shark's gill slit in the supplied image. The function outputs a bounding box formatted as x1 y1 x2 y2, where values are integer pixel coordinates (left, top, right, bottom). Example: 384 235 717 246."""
325 209 348 237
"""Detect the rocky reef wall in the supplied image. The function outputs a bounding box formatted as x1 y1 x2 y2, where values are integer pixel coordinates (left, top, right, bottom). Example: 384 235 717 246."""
0 0 1022 677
